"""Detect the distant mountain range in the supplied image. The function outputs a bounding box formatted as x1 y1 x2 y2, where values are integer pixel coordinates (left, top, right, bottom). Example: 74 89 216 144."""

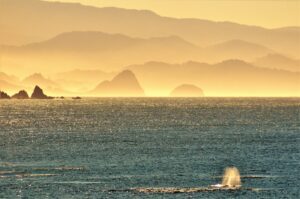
127 60 300 96
2 31 296 74
22 73 58 88
1 31 199 74
53 69 116 92
254 54 300 72
1 59 299 96
1 0 299 58
0 0 299 97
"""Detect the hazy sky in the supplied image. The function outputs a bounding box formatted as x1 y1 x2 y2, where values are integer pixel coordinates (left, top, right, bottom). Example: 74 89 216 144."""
45 0 300 28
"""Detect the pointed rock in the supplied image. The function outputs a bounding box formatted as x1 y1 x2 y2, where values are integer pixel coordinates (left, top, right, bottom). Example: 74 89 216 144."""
12 90 29 99
31 86 53 99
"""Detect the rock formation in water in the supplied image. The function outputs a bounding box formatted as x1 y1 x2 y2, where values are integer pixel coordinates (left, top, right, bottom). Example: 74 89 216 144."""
0 91 11 99
12 90 29 99
31 85 53 99
170 84 204 97
91 70 145 97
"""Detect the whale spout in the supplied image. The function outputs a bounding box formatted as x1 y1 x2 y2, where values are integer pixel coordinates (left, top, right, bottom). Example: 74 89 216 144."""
221 167 241 188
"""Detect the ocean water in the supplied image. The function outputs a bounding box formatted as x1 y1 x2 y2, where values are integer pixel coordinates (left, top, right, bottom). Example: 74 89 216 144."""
0 98 299 198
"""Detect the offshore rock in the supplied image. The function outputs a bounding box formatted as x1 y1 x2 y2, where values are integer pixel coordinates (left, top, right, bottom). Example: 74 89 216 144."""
31 85 53 99
0 91 10 99
12 90 29 99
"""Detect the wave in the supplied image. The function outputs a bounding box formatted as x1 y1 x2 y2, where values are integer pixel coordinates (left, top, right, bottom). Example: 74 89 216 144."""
0 170 58 178
34 166 85 171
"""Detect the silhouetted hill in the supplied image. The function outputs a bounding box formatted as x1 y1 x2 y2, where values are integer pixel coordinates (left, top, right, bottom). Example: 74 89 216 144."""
91 70 144 96
127 60 300 96
254 54 300 72
0 72 23 93
0 72 19 84
170 84 204 97
1 31 199 73
1 0 299 57
53 69 116 92
23 73 58 88
17 31 195 52
205 40 274 61
5 31 287 74
22 73 72 96
0 79 21 93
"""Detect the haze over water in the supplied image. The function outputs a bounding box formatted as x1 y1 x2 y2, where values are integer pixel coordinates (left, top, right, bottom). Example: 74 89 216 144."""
1 0 299 198
0 98 299 198
1 0 299 97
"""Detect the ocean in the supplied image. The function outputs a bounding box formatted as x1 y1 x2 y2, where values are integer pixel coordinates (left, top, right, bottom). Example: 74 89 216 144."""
0 98 299 198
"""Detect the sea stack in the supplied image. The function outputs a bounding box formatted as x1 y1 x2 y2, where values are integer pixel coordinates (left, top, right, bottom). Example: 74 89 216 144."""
0 91 10 99
12 90 29 99
170 84 204 97
31 86 53 99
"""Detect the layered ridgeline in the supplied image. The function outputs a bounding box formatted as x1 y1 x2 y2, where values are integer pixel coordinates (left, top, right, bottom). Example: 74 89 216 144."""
127 60 300 96
1 59 299 97
1 0 300 76
0 72 23 93
1 59 299 96
1 0 299 57
0 0 299 97
1 31 198 75
254 54 300 72
2 31 285 75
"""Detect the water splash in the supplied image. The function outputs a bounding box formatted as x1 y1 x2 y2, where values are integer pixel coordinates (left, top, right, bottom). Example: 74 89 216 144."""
221 167 241 188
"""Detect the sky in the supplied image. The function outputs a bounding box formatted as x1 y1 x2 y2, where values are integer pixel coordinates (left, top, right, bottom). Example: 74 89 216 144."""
45 0 300 28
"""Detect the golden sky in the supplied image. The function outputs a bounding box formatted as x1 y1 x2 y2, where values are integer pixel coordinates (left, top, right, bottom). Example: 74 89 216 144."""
45 0 300 28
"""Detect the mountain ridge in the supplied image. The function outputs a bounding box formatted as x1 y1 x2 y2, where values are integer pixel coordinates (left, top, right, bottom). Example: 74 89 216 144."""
91 70 145 97
1 0 299 57
127 59 300 96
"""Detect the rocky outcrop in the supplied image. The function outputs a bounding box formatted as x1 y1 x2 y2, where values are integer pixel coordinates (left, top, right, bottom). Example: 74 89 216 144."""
0 91 10 99
91 70 144 97
170 84 204 97
12 90 29 99
31 86 53 99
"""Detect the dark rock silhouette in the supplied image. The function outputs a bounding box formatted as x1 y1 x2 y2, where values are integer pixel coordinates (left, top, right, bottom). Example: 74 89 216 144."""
170 84 204 97
0 91 10 99
31 85 53 99
12 90 29 99
72 96 82 100
91 70 145 97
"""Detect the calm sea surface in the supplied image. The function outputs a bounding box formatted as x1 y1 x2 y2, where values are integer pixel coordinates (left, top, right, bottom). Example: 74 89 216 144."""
0 98 299 198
